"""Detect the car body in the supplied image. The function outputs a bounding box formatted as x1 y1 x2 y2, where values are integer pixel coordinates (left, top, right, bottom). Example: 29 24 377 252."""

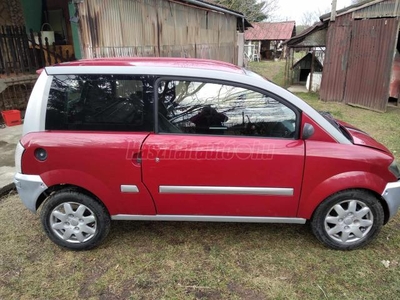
14 57 400 250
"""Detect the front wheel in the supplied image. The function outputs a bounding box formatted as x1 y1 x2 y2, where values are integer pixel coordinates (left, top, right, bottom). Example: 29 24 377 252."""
311 190 384 250
40 191 111 250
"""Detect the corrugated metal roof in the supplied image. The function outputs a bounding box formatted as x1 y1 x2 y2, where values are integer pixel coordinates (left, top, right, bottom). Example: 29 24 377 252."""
244 21 295 41
320 0 399 20
353 0 399 18
284 22 328 48
320 0 378 20
193 0 252 28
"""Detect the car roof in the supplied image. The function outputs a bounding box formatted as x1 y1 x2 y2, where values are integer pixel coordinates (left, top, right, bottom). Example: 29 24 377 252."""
50 57 245 74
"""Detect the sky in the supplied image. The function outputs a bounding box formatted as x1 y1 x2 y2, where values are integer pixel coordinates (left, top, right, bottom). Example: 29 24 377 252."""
274 0 353 24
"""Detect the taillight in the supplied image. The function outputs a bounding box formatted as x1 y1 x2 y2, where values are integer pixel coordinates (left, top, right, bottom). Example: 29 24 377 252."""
15 142 25 173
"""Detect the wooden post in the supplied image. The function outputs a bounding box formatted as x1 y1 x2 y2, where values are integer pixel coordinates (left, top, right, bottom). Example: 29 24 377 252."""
0 26 10 76
309 50 315 93
29 29 38 68
15 26 27 73
45 37 52 65
37 31 45 67
290 48 294 86
21 26 32 72
6 26 19 75
331 0 337 21
284 48 288 86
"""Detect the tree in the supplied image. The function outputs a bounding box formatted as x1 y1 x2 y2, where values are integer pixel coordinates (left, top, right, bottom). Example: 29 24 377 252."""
299 7 330 26
300 11 319 26
213 0 278 22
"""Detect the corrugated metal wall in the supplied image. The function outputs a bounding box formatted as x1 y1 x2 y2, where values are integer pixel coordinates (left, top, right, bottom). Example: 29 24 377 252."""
320 5 399 111
319 14 352 102
77 0 238 64
344 18 399 112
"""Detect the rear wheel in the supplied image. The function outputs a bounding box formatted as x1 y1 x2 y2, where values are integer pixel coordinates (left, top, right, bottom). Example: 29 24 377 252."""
40 191 110 250
311 190 384 250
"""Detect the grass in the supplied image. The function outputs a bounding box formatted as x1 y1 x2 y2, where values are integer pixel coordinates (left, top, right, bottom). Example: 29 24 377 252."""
249 60 286 87
1 192 400 299
296 92 400 161
1 61 400 299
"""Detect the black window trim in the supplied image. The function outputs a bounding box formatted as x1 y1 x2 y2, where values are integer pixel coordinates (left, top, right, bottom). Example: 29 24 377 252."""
153 76 302 140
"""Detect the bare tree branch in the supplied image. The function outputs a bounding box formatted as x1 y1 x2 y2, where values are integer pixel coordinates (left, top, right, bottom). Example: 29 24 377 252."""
211 0 279 22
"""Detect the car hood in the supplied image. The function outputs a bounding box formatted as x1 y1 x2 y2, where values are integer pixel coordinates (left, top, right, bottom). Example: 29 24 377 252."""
336 120 391 154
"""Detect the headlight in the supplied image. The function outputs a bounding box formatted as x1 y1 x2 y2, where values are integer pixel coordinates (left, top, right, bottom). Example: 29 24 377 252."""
389 160 400 179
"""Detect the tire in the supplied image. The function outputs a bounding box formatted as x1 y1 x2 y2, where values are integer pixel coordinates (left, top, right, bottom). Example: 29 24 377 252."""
40 191 111 250
311 190 384 250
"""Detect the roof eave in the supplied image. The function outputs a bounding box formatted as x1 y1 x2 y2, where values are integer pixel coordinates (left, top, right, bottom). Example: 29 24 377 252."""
182 0 250 21
283 21 327 46
320 0 386 21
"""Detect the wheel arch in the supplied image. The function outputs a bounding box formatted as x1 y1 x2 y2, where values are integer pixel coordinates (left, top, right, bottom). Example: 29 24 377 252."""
38 169 119 214
36 184 110 217
308 188 390 225
298 171 388 221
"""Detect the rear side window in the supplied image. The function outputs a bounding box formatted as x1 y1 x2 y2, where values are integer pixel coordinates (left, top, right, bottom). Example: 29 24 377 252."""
46 75 154 131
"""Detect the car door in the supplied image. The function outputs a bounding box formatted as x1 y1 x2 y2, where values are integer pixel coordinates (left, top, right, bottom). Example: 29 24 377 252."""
141 79 305 217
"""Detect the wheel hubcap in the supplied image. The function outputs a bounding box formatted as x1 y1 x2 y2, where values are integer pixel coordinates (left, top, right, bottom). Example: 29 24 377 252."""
324 199 373 244
50 202 97 243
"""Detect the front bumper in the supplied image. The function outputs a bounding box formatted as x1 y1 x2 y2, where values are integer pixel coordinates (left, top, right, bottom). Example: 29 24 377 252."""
14 173 47 213
382 180 400 221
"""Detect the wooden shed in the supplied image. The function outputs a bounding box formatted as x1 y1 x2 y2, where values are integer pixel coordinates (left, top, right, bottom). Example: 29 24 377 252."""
319 0 400 111
244 21 296 60
292 53 323 84
75 0 250 65
14 0 250 66
283 22 328 87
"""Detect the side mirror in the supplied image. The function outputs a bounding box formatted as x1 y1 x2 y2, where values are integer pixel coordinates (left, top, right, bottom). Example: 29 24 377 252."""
302 123 315 140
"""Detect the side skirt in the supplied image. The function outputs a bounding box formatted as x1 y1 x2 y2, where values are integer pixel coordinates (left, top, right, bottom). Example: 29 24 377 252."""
111 215 307 224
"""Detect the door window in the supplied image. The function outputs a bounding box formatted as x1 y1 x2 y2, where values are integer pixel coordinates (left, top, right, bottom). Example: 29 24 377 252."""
157 80 297 138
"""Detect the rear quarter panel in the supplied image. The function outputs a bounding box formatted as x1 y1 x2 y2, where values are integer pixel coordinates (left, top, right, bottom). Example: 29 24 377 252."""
21 132 156 215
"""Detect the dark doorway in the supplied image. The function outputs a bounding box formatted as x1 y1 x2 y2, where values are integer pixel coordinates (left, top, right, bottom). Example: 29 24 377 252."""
300 69 310 82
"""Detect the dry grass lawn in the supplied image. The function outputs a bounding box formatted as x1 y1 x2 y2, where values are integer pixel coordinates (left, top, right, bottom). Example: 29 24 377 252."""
1 61 399 299
1 192 400 299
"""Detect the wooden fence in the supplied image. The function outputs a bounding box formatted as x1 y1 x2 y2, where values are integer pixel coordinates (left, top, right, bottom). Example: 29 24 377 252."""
0 25 75 76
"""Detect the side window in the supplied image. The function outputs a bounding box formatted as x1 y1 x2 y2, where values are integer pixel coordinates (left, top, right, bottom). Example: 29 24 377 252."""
157 80 297 138
46 75 154 131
